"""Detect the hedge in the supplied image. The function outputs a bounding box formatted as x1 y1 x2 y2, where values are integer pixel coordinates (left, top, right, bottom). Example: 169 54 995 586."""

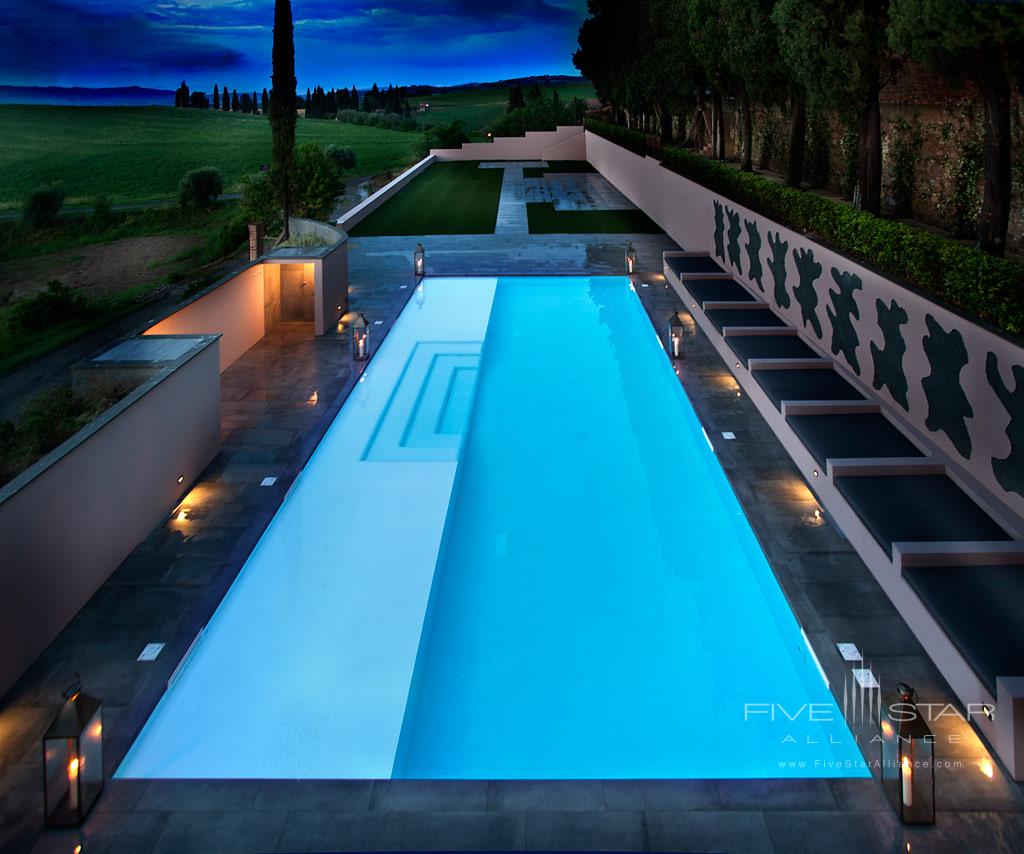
585 118 1024 337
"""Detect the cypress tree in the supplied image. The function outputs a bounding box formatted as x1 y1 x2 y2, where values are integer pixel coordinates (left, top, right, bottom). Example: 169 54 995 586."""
213 84 220 111
271 0 297 239
222 84 230 111
252 91 258 113
351 85 358 110
262 88 270 115
231 89 240 112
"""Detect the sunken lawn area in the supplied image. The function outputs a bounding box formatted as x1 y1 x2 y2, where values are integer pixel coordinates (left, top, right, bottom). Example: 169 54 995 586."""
349 162 503 236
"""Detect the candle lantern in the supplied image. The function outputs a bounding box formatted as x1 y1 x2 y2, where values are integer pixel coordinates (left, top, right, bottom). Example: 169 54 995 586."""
879 682 935 825
414 243 425 279
625 242 637 275
668 312 685 360
351 313 370 362
43 677 103 826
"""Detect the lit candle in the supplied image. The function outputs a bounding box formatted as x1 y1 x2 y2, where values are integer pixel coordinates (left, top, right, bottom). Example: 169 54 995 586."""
67 754 80 811
901 754 913 808
357 334 366 359
671 332 681 358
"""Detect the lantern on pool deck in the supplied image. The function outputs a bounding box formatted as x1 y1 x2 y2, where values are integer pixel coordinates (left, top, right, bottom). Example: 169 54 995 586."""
351 313 369 361
43 678 103 826
668 312 685 359
414 243 425 279
625 241 637 274
880 682 935 825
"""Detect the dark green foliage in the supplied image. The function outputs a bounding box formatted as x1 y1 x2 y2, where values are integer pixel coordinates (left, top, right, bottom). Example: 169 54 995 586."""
986 352 1024 497
871 298 910 409
325 145 357 172
804 108 831 189
792 247 823 338
189 91 210 109
335 109 421 133
241 172 282 233
290 143 343 221
3 280 92 335
178 167 224 209
23 187 64 229
488 91 573 139
949 130 984 238
767 231 790 308
826 268 863 373
507 84 525 112
91 195 113 227
725 207 743 273
215 215 250 257
422 120 470 154
586 119 1024 336
744 219 764 291
888 117 923 217
712 200 725 262
922 313 973 457
270 0 297 235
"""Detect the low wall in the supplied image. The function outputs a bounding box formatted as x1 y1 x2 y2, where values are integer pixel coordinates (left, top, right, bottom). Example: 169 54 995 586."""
587 130 1024 528
431 125 586 162
337 155 435 232
0 336 221 699
145 263 264 371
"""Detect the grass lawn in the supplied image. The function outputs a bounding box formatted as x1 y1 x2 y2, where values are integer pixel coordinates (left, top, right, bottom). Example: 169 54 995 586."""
0 106 424 209
523 160 598 178
422 81 595 137
526 203 662 235
349 162 502 236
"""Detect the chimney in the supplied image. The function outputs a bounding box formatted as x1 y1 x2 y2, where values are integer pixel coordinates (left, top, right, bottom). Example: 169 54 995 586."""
248 223 265 261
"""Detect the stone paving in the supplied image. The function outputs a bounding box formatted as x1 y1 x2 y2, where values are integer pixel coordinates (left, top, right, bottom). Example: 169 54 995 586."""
525 172 638 211
493 165 530 234
1 231 1023 852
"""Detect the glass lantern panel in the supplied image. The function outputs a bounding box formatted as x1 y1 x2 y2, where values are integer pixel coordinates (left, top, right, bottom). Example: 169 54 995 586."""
79 708 104 815
43 736 81 825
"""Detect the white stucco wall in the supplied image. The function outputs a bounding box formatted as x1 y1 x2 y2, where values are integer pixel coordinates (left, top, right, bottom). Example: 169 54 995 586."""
431 125 586 161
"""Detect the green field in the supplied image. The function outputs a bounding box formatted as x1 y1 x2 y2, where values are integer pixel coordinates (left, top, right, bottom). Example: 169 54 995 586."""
0 105 424 210
526 203 662 234
421 81 595 135
349 162 502 236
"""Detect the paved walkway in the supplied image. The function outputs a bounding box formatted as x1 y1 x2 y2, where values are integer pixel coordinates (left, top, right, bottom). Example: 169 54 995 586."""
1 231 1022 852
493 165 530 234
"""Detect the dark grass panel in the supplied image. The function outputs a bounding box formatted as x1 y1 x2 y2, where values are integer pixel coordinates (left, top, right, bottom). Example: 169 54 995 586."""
665 255 725 276
835 474 1011 554
726 334 816 366
752 368 865 410
523 161 598 178
683 278 755 306
786 413 924 467
705 308 787 332
349 162 502 236
526 202 662 234
903 564 1024 695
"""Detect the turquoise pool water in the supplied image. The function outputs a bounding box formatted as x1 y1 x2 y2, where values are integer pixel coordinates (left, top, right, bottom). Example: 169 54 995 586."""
119 276 866 780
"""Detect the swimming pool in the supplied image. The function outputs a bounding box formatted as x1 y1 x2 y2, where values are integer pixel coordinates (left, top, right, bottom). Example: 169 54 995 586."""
118 276 866 780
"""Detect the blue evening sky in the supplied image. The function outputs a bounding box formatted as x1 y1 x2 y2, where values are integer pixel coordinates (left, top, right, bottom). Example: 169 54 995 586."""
0 1 588 91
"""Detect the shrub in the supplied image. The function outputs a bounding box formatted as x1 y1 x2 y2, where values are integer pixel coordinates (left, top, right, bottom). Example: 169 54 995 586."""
241 172 282 233
216 215 250 257
3 280 93 335
421 120 470 155
17 385 81 456
325 144 357 172
91 195 114 227
586 118 1024 336
178 167 224 209
22 188 65 229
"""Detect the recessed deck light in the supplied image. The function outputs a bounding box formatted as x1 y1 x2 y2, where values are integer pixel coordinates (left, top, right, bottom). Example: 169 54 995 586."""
138 643 165 661
721 431 735 440
176 475 184 484
837 642 862 662
812 469 819 478
260 476 277 487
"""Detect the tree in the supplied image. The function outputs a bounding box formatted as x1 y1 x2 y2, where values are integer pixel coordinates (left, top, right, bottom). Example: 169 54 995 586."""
261 88 270 115
270 0 297 239
507 83 525 112
290 143 342 220
240 92 253 114
178 168 224 209
213 84 220 111
189 90 210 109
175 80 190 108
22 188 64 229
686 0 734 161
221 84 230 112
774 0 892 213
889 0 1024 256
231 89 240 112
326 145 357 172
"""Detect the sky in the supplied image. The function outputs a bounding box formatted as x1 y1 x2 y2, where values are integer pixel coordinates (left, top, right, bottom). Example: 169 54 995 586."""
0 0 589 91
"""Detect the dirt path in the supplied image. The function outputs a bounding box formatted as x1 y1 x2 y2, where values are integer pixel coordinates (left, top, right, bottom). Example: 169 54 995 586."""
0 233 201 302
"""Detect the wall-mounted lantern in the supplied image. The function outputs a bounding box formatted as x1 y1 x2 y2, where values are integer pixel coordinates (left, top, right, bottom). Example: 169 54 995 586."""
43 677 103 827
414 243 425 279
668 312 685 360
880 682 935 825
625 242 637 275
351 313 370 362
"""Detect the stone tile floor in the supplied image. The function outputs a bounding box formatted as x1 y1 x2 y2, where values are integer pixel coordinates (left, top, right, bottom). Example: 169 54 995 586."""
0 231 1022 852
524 172 637 211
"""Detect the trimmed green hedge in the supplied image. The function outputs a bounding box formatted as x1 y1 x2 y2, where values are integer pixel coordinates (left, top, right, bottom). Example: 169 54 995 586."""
585 118 1024 337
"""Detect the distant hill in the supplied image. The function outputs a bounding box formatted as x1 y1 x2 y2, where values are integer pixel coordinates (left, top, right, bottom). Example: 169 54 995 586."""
426 75 587 94
0 85 174 106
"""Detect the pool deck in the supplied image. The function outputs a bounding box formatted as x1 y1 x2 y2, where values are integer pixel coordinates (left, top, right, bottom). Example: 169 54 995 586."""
1 232 1023 852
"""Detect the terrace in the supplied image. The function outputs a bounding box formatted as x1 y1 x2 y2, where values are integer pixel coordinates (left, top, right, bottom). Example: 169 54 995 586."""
2 132 1024 853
